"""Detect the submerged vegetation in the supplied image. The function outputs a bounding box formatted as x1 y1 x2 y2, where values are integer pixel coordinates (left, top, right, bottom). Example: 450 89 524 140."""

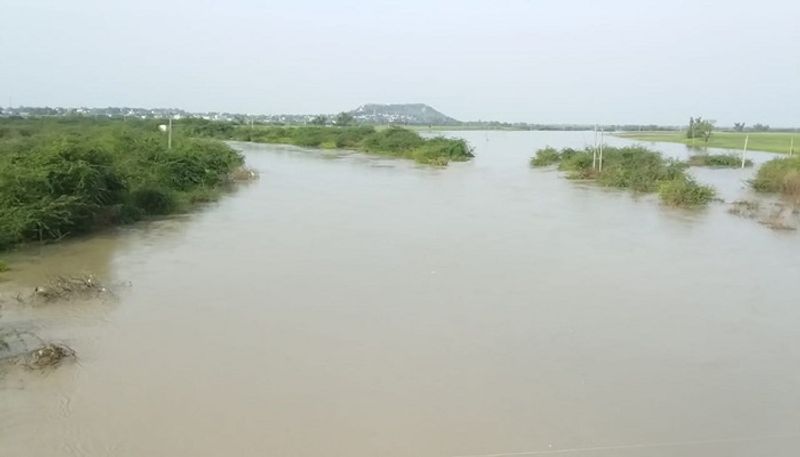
183 120 474 165
752 156 800 201
729 200 798 231
688 154 752 168
0 118 245 251
531 145 715 206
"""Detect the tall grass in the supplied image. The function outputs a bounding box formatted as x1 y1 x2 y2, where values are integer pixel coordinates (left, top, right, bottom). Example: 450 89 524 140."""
0 118 243 250
752 156 800 200
531 145 715 206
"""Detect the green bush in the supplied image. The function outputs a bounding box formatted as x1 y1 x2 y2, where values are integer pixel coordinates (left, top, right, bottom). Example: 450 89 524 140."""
362 127 425 153
530 147 561 166
658 177 716 206
529 145 715 207
688 154 752 168
0 117 244 250
334 126 376 148
593 148 685 192
214 124 472 165
131 188 176 215
0 260 8 272
752 156 800 198
411 137 473 165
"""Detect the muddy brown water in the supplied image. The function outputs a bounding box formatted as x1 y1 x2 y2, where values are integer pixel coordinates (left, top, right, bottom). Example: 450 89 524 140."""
1 131 799 457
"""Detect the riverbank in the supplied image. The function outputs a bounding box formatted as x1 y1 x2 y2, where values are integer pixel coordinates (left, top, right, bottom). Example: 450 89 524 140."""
616 131 799 154
0 118 249 252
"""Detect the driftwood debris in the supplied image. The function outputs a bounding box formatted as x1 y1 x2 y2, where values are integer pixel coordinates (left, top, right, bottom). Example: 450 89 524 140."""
0 327 76 369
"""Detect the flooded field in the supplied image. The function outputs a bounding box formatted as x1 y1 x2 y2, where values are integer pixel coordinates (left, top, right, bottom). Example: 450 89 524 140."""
2 131 799 456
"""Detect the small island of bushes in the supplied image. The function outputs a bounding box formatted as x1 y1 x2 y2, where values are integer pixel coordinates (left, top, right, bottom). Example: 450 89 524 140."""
182 120 474 166
530 145 715 207
752 155 800 201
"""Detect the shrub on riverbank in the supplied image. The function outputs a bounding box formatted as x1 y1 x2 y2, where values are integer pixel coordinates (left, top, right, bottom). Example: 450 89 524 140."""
752 156 800 199
530 145 715 206
0 118 243 250
658 177 716 206
530 147 561 166
688 154 752 168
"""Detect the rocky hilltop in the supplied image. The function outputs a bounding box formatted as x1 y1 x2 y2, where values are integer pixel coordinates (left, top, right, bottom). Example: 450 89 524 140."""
349 103 460 125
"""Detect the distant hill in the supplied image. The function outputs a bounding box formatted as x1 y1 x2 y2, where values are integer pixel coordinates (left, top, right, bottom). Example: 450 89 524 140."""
349 103 460 125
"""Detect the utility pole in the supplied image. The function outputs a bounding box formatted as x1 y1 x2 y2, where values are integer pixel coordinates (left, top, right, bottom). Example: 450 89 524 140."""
592 125 598 170
599 128 605 173
741 135 749 168
168 118 173 149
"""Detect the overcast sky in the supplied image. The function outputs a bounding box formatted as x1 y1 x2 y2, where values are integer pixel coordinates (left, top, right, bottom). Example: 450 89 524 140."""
2 0 798 125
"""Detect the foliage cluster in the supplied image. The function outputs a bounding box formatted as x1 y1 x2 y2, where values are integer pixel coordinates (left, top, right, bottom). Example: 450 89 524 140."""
687 117 715 143
688 154 752 168
0 117 243 250
189 121 474 165
530 145 715 206
752 156 800 199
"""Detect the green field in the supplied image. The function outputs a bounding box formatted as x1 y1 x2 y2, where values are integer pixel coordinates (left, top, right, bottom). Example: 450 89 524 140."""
616 131 799 154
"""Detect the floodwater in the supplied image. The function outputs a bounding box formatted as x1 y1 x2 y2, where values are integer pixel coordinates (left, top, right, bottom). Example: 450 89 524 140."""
1 131 799 457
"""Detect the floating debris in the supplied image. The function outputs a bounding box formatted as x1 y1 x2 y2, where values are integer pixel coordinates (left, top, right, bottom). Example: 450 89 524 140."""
0 327 76 370
728 200 760 218
760 205 797 231
22 274 116 305
25 343 76 369
728 200 798 231
227 166 260 182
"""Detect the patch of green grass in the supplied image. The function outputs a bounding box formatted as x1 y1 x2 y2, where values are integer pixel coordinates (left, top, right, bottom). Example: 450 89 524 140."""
616 131 798 155
752 156 800 199
0 260 8 272
658 177 716 207
688 154 752 168
532 145 714 207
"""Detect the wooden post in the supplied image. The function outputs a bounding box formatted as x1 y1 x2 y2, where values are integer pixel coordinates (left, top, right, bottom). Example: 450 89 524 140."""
599 129 604 173
741 135 749 168
592 125 598 170
790 137 794 156
168 118 173 149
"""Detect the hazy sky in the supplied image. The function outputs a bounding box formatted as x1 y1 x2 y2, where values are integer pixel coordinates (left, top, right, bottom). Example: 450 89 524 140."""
2 0 798 125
